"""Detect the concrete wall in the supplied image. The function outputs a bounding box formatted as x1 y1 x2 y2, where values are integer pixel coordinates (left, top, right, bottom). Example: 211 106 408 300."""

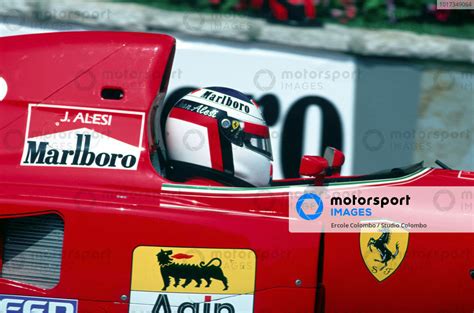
416 65 473 170
353 59 473 174
353 58 422 174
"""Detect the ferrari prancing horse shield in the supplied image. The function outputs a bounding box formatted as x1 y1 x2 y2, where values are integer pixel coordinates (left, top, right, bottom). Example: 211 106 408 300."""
360 222 409 282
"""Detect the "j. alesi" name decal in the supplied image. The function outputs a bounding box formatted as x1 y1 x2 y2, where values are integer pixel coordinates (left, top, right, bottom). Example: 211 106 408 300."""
59 110 113 126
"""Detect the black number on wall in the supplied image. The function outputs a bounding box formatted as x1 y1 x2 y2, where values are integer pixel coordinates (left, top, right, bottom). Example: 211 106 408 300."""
281 96 343 178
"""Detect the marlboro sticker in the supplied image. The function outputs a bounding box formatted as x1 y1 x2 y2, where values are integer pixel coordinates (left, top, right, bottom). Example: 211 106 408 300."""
21 104 145 170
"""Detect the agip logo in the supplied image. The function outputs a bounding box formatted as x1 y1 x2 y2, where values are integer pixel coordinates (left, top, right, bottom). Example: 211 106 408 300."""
129 246 256 313
21 104 145 170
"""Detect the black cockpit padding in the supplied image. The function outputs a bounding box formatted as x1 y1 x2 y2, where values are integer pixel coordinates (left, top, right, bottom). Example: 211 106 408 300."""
270 162 425 187
323 162 425 184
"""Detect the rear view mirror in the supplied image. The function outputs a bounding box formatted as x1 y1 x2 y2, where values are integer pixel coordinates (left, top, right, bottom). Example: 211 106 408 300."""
324 147 345 176
299 155 328 177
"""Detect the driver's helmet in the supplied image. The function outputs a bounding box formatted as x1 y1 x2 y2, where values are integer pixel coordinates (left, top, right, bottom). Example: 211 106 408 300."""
164 87 272 187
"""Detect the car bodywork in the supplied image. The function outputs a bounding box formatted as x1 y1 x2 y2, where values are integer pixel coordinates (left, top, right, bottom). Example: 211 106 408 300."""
0 32 473 313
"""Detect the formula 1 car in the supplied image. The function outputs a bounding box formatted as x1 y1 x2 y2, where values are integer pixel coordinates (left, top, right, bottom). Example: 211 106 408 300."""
0 32 473 313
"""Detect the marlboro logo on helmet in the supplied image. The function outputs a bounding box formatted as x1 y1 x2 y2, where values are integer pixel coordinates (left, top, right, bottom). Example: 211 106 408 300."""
201 90 251 114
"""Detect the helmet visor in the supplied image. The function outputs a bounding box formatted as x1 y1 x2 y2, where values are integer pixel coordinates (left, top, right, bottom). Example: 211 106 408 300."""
244 134 273 160
217 114 273 160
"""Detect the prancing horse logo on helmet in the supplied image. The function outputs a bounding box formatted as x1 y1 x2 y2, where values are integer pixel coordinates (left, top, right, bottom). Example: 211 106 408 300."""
360 223 409 281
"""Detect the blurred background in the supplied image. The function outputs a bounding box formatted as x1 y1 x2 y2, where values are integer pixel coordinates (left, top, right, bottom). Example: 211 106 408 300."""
1 0 473 178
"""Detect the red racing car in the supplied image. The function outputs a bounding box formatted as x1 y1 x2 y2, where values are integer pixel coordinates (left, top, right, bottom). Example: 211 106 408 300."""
0 32 473 313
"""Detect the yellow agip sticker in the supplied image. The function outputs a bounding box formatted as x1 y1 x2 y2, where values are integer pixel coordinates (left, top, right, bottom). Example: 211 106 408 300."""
129 246 256 313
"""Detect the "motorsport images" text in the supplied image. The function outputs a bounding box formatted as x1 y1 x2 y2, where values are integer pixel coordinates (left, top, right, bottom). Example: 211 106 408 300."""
330 194 411 217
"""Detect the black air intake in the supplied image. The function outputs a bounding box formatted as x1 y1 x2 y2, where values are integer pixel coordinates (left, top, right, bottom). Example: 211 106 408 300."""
0 214 64 289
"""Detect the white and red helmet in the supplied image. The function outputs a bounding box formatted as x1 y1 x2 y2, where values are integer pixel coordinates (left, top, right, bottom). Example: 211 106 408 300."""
164 87 273 187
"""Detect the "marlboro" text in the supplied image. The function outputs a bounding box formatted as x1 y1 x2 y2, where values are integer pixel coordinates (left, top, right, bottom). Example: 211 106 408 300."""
23 134 137 169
